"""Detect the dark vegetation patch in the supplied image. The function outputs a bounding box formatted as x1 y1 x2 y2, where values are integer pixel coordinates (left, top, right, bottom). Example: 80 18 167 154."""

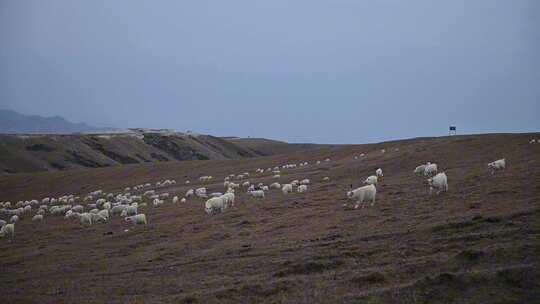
84 137 139 164
350 272 387 286
144 134 208 160
274 259 344 277
135 153 151 162
25 143 55 152
150 153 169 161
49 162 66 170
65 150 106 168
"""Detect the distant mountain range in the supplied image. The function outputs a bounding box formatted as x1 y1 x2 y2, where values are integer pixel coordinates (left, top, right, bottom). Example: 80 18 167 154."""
0 109 103 134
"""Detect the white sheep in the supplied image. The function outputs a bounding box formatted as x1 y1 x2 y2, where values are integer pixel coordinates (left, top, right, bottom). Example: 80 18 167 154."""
414 164 427 176
364 175 378 185
180 198 187 203
424 163 438 176
97 209 109 220
205 197 225 215
242 181 251 188
376 168 383 177
0 223 15 242
261 186 269 192
428 172 448 195
210 192 223 198
297 185 308 193
185 189 194 198
270 182 281 190
347 184 377 209
172 196 179 203
153 199 164 207
282 184 293 194
32 214 44 222
10 215 19 223
71 205 84 213
488 158 506 175
221 192 235 208
195 187 207 198
273 174 281 179
80 213 93 226
125 214 147 225
322 176 330 181
300 179 310 185
0 220 6 227
249 190 265 198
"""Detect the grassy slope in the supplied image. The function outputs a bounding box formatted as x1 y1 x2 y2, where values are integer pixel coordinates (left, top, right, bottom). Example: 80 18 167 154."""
0 132 539 303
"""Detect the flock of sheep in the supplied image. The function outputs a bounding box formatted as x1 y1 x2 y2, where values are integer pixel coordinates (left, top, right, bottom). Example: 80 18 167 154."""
0 138 518 243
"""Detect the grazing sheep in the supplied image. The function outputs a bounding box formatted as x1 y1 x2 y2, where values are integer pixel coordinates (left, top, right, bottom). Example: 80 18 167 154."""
530 139 536 144
185 189 194 198
80 213 93 226
261 186 269 192
428 172 448 195
488 158 506 175
297 185 308 193
90 209 100 214
205 197 225 215
195 187 207 197
221 192 235 207
10 215 19 223
347 184 377 209
125 214 147 225
180 198 187 203
210 192 223 198
172 196 179 203
424 163 438 176
381 149 386 153
414 164 427 176
300 179 310 185
273 174 281 179
111 205 128 216
376 168 383 177
36 209 45 215
249 190 265 198
103 202 111 210
364 175 378 185
0 224 15 242
270 182 281 190
91 213 108 223
322 176 330 181
153 199 164 207
242 181 251 188
71 205 84 213
32 214 43 222
97 209 109 220
282 184 293 194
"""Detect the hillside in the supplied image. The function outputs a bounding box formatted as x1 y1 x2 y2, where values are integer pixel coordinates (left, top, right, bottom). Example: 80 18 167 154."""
0 109 102 134
0 132 539 303
0 131 314 174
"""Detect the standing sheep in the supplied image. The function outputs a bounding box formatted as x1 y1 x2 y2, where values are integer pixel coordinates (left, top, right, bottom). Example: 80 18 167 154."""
346 184 377 209
297 185 308 193
282 184 293 194
32 214 44 222
0 223 15 242
205 197 225 215
424 163 438 177
488 159 506 175
125 214 147 225
364 175 378 185
428 172 448 195
376 168 383 178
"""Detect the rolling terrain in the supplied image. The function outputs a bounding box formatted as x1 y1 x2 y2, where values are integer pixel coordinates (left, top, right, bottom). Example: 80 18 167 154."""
0 131 318 174
0 133 539 303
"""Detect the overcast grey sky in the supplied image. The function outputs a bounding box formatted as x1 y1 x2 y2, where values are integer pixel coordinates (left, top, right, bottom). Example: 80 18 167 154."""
1 1 538 143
